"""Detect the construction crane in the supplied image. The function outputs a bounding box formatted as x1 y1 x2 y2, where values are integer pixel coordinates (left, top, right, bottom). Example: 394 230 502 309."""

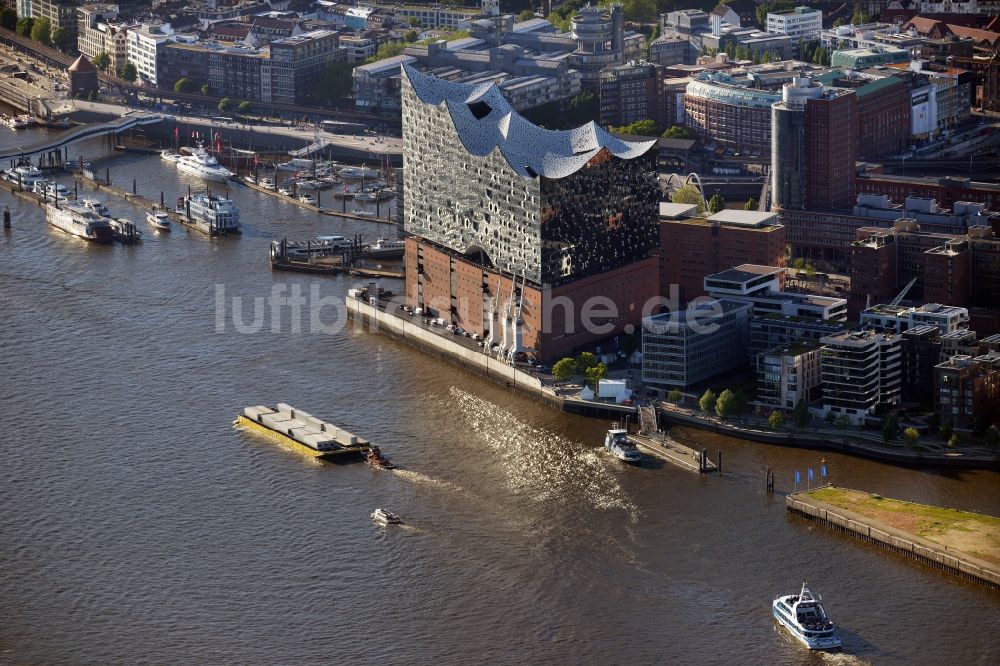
889 277 919 307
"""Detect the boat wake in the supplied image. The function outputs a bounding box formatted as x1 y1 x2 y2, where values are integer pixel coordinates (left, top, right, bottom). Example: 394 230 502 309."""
449 387 640 523
392 468 469 497
819 652 871 666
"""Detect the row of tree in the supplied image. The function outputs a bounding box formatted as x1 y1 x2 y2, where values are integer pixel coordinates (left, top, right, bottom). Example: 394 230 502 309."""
5 13 74 53
552 352 609 386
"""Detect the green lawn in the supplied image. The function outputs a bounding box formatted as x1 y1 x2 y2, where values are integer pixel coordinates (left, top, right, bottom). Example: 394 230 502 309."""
805 486 1000 566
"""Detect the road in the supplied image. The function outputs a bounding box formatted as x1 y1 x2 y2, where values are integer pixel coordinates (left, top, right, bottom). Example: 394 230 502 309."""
71 99 403 157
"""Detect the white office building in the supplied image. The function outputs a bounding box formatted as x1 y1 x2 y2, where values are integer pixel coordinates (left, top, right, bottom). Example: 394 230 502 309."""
766 7 823 41
861 303 970 334
126 23 172 87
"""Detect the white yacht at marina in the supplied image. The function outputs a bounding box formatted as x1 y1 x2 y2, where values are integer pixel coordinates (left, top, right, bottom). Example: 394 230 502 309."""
45 201 113 243
338 165 380 180
773 583 842 650
364 237 405 259
173 143 233 182
175 192 241 236
78 197 111 217
146 207 171 231
5 163 43 188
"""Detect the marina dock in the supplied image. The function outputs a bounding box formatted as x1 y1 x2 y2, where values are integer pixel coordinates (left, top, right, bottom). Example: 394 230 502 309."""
787 486 1000 590
630 432 718 473
237 177 396 224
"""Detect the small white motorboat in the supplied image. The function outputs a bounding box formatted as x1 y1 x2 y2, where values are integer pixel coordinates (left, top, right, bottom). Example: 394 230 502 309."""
352 209 376 217
146 207 171 231
604 425 641 463
260 177 275 189
773 582 842 650
298 194 316 205
277 187 293 197
371 508 403 525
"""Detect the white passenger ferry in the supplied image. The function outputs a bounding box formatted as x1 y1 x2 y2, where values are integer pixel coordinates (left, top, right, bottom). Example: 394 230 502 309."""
45 201 113 243
175 192 241 236
773 583 842 650
604 426 641 463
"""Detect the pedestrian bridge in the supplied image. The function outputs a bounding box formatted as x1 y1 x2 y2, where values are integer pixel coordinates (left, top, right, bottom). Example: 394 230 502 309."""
0 112 163 162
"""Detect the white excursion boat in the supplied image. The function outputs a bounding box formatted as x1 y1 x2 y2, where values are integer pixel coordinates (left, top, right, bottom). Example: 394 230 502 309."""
146 207 171 231
78 197 111 217
6 163 43 188
365 237 405 259
772 583 842 650
45 201 113 243
160 150 181 163
371 508 403 526
175 192 240 236
352 191 377 202
174 142 233 182
298 194 316 205
351 209 375 217
604 426 641 463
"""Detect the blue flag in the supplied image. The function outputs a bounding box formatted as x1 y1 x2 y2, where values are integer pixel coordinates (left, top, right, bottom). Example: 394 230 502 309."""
808 468 814 481
821 464 827 478
795 470 801 484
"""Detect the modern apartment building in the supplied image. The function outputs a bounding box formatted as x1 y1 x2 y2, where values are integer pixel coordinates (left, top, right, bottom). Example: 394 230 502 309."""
818 329 903 424
704 264 848 321
861 303 970 334
684 71 780 154
401 66 661 361
641 299 753 389
126 23 173 87
268 30 345 105
935 353 1000 430
757 339 824 410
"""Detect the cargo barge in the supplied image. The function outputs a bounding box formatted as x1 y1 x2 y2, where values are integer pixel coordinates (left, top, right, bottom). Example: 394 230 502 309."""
236 404 371 458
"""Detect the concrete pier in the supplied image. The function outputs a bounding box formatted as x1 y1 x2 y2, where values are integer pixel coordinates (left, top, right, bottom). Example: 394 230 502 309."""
787 488 1000 590
630 432 718 473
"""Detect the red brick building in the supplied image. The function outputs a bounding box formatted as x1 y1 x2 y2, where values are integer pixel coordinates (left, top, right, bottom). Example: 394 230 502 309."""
658 209 786 304
805 90 857 211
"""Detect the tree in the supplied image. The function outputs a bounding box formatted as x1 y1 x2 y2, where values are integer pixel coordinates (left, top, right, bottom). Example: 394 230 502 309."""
835 414 851 440
671 184 705 214
517 9 535 21
584 362 608 386
947 433 961 448
768 410 785 429
732 390 747 419
30 17 52 47
236 101 252 116
699 388 717 414
882 414 899 443
366 41 406 63
707 193 725 214
119 61 137 82
218 97 234 114
315 61 353 106
552 357 576 382
852 5 870 25
985 425 1000 450
804 263 816 280
743 198 757 210
52 27 73 53
576 351 598 373
667 388 683 404
715 389 736 418
404 29 418 42
824 412 836 424
611 119 659 136
903 427 920 447
661 124 697 140
174 78 196 93
93 51 111 72
792 399 810 428
407 17 421 27
0 8 17 31
938 418 953 441
201 83 211 96
15 16 33 37
833 17 847 28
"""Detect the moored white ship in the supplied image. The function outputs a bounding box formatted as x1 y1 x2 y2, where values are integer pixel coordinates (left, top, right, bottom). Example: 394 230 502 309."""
175 191 241 236
173 142 233 182
364 237 405 259
45 201 113 243
773 583 842 650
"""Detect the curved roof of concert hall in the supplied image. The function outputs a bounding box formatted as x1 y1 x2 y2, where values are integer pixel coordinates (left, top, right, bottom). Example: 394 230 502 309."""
403 64 656 180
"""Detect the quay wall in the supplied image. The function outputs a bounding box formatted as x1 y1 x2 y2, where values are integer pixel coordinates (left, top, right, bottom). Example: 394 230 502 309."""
658 407 1000 469
786 493 1000 590
346 296 559 407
